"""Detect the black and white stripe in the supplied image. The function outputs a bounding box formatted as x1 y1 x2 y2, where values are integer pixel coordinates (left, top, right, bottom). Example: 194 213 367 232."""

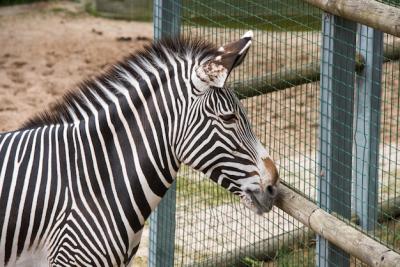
0 32 279 266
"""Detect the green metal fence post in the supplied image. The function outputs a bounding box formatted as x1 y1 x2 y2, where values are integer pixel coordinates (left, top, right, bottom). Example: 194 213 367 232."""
149 1 181 267
153 0 181 40
317 13 357 267
353 25 383 230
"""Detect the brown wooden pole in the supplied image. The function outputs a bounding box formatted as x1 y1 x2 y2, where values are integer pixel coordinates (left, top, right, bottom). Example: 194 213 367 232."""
302 0 400 38
276 184 400 267
233 43 400 99
183 187 400 267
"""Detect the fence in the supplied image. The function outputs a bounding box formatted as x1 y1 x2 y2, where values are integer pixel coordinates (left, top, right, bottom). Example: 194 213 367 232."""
91 0 152 21
0 0 44 6
149 0 400 266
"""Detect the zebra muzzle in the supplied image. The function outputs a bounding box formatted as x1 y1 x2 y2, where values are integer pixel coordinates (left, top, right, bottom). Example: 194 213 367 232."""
262 157 279 187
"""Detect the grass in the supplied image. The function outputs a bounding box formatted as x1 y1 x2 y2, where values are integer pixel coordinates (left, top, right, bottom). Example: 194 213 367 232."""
176 174 239 207
46 6 83 18
84 1 152 22
0 0 47 6
49 6 67 13
183 14 321 32
84 2 101 18
274 246 315 267
2 0 321 31
375 219 400 250
239 245 315 267
380 168 400 197
241 257 264 267
182 0 321 32
237 218 400 267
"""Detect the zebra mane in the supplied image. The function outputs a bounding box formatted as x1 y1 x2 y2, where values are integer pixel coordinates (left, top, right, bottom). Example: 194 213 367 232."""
21 36 219 129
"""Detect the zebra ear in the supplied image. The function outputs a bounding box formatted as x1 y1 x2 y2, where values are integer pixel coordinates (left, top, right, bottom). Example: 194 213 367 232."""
192 31 253 90
216 30 253 72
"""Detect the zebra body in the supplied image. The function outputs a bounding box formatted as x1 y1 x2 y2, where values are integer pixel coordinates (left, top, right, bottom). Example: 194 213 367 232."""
0 32 279 266
0 121 158 266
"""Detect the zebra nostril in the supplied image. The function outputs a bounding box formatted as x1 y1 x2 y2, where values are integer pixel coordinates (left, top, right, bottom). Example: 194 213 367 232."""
266 185 277 197
245 188 260 195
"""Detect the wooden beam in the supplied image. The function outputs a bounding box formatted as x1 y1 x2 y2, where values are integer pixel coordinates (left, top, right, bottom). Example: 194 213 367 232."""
276 184 400 267
301 0 400 38
182 193 400 267
233 43 400 99
233 63 319 99
184 226 315 267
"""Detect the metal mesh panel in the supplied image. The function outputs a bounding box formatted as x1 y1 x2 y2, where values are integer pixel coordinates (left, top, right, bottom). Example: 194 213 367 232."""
0 0 44 5
376 0 400 8
375 32 400 249
151 0 400 266
88 0 152 21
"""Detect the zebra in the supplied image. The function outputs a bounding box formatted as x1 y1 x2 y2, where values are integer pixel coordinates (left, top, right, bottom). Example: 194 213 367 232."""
0 31 279 266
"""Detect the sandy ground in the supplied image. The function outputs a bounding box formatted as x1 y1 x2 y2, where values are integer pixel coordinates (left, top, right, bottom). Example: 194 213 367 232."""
0 1 153 132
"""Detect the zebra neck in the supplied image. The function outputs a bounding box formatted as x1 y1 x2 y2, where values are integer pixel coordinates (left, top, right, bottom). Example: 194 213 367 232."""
81 76 184 220
58 115 177 229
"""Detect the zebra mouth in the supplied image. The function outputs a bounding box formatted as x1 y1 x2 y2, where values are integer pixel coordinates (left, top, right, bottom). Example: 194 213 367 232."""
240 191 274 214
249 192 274 214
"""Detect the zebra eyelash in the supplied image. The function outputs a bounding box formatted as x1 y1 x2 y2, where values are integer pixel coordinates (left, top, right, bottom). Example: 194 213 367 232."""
219 113 237 123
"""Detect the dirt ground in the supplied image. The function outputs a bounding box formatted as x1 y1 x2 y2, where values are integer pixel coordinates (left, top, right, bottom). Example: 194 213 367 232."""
0 1 153 132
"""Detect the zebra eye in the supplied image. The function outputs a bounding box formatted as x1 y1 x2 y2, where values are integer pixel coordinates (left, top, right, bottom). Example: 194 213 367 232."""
220 113 237 123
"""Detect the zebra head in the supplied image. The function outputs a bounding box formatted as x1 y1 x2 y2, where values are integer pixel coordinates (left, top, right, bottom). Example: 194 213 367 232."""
178 31 279 214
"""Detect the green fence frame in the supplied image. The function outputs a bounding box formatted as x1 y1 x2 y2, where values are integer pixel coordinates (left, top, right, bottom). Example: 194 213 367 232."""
353 25 383 231
317 13 357 267
148 1 180 267
317 13 384 267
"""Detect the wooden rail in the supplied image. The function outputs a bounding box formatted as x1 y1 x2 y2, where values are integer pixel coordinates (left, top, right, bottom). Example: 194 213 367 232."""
184 188 400 267
302 0 400 38
233 43 400 99
276 184 400 267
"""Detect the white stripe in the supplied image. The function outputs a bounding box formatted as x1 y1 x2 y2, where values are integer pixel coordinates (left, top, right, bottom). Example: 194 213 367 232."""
19 126 48 261
239 40 252 55
0 130 32 265
161 48 186 146
9 129 36 258
73 100 122 263
39 125 63 249
47 189 69 257
0 132 12 153
85 89 136 241
78 93 127 256
31 125 54 246
127 61 166 169
70 121 108 264
97 81 163 211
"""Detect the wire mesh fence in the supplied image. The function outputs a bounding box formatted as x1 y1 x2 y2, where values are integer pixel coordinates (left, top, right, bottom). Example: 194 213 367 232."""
0 0 44 6
151 0 400 266
90 0 153 21
377 0 400 8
